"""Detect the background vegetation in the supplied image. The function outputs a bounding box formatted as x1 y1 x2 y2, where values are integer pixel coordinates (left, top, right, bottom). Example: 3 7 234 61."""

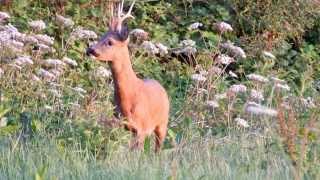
0 0 319 179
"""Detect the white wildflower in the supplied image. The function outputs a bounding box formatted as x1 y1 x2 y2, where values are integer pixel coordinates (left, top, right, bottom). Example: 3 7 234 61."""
228 84 247 94
216 54 235 65
44 105 53 111
72 87 87 94
70 27 97 41
1 39 24 53
191 74 206 82
179 39 196 47
28 20 46 31
96 66 111 78
0 117 7 127
0 31 11 42
199 70 208 76
245 102 278 117
275 83 290 91
229 71 238 78
262 51 276 59
24 35 39 44
214 93 227 100
206 100 219 108
34 44 56 54
250 89 264 101
56 14 74 28
209 66 223 74
247 74 269 83
13 56 34 66
270 77 286 84
155 43 169 56
188 22 203 30
49 68 64 77
130 29 149 40
235 118 249 128
62 57 78 67
0 23 18 33
214 22 233 33
33 34 54 46
42 59 66 68
301 97 316 108
38 68 56 81
12 32 39 44
0 12 10 23
221 42 246 59
174 46 197 54
141 41 159 55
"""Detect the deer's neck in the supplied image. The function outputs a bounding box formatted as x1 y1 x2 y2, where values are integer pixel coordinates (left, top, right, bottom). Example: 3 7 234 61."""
109 49 140 115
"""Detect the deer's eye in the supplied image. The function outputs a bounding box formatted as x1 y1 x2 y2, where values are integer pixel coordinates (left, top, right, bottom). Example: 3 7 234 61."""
105 40 113 46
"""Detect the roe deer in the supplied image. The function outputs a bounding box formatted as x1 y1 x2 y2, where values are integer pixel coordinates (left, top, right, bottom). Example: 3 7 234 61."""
86 0 169 152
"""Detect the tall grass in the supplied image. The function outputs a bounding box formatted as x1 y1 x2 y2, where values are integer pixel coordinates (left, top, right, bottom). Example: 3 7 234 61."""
1 131 295 180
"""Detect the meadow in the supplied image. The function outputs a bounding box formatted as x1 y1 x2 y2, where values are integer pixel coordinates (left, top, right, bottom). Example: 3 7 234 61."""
0 0 319 179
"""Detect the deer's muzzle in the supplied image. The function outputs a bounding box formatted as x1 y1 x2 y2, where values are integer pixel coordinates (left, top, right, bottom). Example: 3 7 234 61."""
86 47 100 57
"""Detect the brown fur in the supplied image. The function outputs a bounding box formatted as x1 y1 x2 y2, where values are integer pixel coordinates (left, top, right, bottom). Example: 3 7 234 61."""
87 13 169 152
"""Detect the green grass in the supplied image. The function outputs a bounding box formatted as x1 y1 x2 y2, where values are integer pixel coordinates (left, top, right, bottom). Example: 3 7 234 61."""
0 132 295 180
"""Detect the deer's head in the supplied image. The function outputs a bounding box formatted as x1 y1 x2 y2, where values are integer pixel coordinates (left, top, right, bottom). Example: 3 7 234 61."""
86 0 135 62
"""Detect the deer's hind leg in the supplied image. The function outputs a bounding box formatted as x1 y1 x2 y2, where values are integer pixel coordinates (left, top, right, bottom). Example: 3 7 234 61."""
154 125 167 152
130 130 146 151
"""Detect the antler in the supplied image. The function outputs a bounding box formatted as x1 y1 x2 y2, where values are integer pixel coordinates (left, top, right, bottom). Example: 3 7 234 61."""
115 0 136 32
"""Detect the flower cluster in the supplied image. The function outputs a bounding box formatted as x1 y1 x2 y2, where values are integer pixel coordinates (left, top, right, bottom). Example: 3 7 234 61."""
247 74 269 84
141 41 169 56
13 56 34 67
188 22 203 31
245 102 278 117
214 22 233 33
228 84 247 94
215 54 235 65
270 77 290 92
42 59 66 69
28 20 46 31
130 29 149 40
0 12 10 24
250 89 264 101
235 117 249 128
56 14 74 28
95 66 112 79
191 73 206 82
70 27 98 41
33 34 54 46
221 42 246 59
141 41 159 55
174 39 197 55
62 57 78 67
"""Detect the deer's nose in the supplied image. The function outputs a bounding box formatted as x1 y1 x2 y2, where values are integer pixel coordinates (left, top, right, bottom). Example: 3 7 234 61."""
86 47 100 57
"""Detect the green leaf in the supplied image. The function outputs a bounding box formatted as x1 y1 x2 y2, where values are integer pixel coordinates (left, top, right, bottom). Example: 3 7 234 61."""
0 108 10 118
167 128 176 140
